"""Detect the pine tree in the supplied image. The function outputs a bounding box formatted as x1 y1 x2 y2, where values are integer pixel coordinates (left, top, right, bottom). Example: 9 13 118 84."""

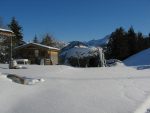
137 32 144 52
107 27 129 60
127 26 137 56
8 17 23 46
41 34 54 46
144 33 150 49
148 33 150 47
33 34 39 43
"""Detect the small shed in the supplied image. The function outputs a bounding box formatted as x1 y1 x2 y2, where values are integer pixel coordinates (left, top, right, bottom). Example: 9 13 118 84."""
0 28 15 44
14 43 60 65
0 28 15 37
0 28 15 63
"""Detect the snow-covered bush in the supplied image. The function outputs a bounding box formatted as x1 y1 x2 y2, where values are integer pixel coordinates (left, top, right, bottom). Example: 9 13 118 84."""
106 59 124 67
59 41 106 67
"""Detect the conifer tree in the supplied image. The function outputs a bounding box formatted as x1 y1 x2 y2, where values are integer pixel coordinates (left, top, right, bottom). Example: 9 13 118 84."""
127 26 137 56
41 34 54 46
33 34 39 43
107 27 129 60
8 17 23 46
144 33 150 48
137 32 144 52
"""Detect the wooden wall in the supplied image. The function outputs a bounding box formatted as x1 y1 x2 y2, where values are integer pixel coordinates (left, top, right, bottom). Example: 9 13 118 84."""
48 51 59 65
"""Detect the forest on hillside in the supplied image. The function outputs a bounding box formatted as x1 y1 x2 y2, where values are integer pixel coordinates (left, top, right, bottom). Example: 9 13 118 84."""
105 27 150 60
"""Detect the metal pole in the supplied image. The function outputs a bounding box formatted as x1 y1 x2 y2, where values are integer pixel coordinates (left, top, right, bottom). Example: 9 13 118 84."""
11 36 12 60
9 36 13 69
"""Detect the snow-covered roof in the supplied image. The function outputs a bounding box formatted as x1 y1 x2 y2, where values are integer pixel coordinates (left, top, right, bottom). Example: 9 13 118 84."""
0 28 15 37
0 28 13 33
14 42 60 51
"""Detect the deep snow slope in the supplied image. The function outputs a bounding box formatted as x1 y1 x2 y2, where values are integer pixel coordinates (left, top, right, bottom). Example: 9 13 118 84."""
0 64 150 113
124 48 150 66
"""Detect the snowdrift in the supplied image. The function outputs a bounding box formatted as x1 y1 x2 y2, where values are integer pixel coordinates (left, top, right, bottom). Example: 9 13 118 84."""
0 64 150 113
124 48 150 66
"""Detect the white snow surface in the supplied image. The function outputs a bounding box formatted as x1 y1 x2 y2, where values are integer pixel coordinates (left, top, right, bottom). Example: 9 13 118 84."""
87 35 110 47
62 46 99 58
124 48 150 66
0 64 150 113
15 42 60 50
0 28 13 33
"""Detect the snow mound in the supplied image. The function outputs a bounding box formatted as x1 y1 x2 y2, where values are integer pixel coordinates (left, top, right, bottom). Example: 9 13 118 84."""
60 41 105 67
134 96 150 113
23 77 45 85
124 48 150 66
107 59 125 67
7 74 45 85
61 46 99 59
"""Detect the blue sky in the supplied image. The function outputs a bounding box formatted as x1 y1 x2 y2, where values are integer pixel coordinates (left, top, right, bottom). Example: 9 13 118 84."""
0 0 150 42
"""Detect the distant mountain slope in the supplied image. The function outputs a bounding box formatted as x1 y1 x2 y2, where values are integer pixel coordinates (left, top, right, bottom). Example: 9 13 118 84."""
61 41 88 52
60 41 100 59
124 48 150 66
87 35 110 47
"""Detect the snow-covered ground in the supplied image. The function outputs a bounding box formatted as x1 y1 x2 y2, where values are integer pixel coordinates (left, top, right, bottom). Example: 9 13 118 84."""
0 64 150 113
124 48 150 66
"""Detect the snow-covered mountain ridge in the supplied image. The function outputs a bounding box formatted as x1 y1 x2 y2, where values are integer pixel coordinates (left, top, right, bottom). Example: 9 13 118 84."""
86 35 110 47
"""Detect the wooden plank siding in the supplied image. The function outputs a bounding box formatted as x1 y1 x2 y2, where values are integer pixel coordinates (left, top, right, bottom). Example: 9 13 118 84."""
48 51 58 65
14 43 60 65
0 30 15 37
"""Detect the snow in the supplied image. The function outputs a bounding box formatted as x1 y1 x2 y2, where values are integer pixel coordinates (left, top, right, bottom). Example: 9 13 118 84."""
107 59 125 67
0 28 13 33
61 41 88 52
87 35 110 47
23 77 45 85
61 46 99 58
124 48 150 66
15 42 60 50
0 64 150 113
60 41 105 66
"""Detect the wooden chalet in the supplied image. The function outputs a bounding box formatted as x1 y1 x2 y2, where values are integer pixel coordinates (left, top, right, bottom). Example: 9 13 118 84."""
14 43 60 65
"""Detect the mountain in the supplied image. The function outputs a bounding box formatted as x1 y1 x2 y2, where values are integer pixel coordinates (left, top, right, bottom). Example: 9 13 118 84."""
124 48 150 66
60 41 92 59
61 41 88 52
87 35 110 47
